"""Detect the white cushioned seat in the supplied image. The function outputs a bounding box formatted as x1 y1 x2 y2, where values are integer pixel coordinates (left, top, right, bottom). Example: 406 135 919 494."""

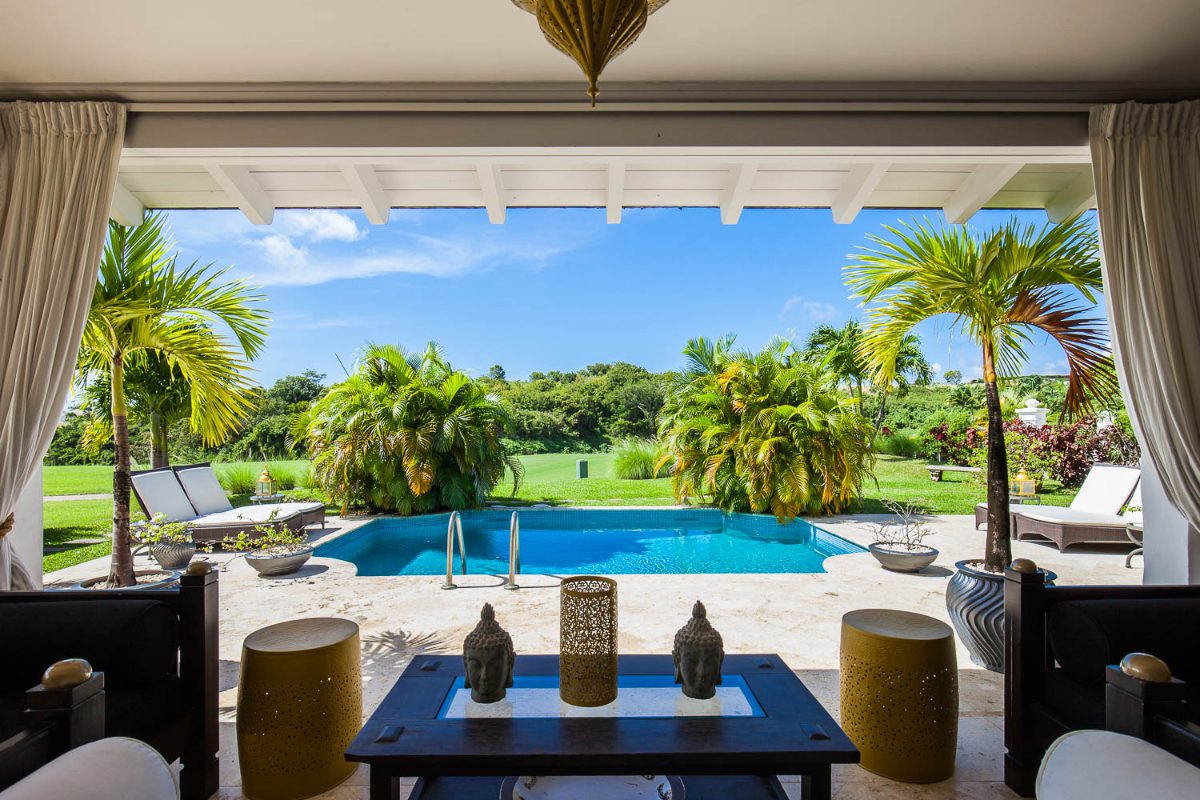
1013 507 1132 527
1037 729 1200 799
187 501 324 529
131 469 198 522
174 465 234 515
0 737 178 800
976 464 1140 523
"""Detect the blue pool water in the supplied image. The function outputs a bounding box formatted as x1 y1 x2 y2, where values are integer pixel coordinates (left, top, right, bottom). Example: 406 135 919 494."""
314 508 863 575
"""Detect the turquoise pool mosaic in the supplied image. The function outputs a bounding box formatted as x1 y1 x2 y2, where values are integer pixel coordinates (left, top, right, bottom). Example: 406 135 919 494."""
314 508 863 576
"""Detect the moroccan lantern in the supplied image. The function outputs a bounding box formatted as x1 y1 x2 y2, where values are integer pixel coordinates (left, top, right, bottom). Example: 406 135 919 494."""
510 0 671 105
256 464 276 498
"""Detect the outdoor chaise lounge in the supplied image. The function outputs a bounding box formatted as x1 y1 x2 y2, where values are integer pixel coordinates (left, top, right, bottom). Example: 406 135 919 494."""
1011 483 1142 551
131 463 325 545
974 463 1140 536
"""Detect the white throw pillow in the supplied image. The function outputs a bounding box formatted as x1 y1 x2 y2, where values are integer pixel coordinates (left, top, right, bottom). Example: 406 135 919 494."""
0 737 178 800
1037 730 1200 799
130 470 197 522
175 466 234 515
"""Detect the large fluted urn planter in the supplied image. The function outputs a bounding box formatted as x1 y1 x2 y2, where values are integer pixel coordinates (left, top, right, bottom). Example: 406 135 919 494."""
946 559 1055 672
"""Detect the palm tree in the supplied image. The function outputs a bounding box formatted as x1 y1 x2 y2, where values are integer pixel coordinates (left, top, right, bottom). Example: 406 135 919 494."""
847 216 1115 571
78 214 267 586
294 343 522 515
81 354 193 469
657 336 875 520
804 322 868 412
869 333 934 435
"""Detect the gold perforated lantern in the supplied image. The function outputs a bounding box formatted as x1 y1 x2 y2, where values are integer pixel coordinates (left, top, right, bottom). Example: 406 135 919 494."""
559 576 618 706
256 464 276 497
511 0 671 105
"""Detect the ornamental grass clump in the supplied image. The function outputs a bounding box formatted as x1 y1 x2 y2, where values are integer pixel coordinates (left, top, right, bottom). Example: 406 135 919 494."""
656 335 875 521
612 438 669 480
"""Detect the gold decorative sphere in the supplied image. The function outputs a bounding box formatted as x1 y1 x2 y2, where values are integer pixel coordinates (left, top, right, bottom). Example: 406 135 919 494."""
42 658 93 690
186 560 213 576
1120 652 1172 683
1010 558 1039 574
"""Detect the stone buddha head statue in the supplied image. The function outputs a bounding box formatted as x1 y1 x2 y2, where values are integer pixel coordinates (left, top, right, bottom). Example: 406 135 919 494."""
463 603 515 704
673 601 724 700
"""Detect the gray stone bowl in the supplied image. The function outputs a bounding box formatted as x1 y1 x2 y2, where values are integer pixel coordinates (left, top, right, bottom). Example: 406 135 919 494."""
245 547 314 577
868 542 939 573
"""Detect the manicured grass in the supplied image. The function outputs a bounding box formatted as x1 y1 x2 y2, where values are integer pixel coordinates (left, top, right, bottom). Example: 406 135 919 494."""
42 460 310 496
41 499 138 574
853 455 1073 514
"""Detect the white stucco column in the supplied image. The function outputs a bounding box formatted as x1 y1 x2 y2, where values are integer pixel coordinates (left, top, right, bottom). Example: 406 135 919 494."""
10 465 44 589
1141 456 1200 585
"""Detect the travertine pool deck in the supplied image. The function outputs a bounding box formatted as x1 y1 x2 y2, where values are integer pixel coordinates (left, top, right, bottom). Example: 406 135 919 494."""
46 511 1140 799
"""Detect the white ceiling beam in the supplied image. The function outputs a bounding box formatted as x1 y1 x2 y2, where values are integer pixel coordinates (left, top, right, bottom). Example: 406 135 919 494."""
1045 170 1096 222
943 162 1024 224
205 165 274 224
341 164 390 224
476 163 506 224
606 162 625 224
109 181 145 226
831 162 889 224
720 163 758 225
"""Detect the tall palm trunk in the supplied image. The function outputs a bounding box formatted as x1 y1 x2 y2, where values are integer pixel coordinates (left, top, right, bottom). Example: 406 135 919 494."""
982 341 1011 572
873 391 888 437
855 377 864 415
107 355 135 587
149 410 169 468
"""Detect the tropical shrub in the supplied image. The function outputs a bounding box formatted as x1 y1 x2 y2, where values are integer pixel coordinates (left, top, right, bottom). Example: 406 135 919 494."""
874 429 923 458
294 343 522 514
657 336 875 520
612 438 669 480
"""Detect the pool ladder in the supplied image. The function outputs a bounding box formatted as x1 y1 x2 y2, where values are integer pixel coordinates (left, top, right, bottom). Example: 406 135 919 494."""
440 510 521 590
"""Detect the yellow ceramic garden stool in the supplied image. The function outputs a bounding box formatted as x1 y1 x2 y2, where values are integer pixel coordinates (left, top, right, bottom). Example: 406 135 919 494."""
237 618 362 800
839 609 958 783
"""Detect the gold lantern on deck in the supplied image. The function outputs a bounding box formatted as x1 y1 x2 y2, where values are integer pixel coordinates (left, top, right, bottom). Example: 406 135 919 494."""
510 0 672 105
1012 470 1037 500
256 464 276 498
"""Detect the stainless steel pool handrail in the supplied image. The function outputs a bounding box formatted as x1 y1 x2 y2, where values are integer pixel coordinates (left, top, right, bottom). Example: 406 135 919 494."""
441 510 467 590
504 511 520 590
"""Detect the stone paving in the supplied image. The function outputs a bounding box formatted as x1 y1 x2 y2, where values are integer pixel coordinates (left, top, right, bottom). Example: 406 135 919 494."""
46 511 1141 799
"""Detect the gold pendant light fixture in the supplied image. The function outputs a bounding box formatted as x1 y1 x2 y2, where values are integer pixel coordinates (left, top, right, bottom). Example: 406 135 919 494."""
511 0 671 106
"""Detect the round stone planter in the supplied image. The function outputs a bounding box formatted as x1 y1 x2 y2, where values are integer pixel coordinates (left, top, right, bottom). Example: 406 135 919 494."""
71 569 180 591
150 542 196 571
946 559 1056 672
245 547 314 577
868 542 939 573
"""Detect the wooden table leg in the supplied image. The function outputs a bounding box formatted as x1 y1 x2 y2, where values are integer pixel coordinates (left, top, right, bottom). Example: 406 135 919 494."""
801 766 831 800
369 767 400 800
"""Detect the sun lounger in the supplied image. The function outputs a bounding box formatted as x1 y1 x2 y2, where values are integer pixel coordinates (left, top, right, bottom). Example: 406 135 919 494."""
131 463 325 545
974 463 1140 531
1012 482 1142 551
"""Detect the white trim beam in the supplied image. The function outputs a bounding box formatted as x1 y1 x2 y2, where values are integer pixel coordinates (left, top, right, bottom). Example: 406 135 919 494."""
476 162 506 224
831 162 889 224
109 181 144 226
341 163 390 224
205 164 274 224
943 162 1023 224
720 163 758 225
1046 170 1096 222
606 161 625 224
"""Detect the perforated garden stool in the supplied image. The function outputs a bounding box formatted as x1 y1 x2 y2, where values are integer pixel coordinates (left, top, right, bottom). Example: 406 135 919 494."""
237 618 362 800
839 609 958 783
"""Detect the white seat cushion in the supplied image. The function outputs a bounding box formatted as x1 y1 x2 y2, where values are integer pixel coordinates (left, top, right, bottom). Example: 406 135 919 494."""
1037 729 1200 799
130 470 197 522
0 737 178 800
1015 507 1130 527
1068 465 1140 514
188 502 323 529
175 466 234 515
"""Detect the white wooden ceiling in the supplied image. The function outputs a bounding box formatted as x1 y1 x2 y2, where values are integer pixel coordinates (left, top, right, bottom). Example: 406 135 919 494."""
112 152 1096 226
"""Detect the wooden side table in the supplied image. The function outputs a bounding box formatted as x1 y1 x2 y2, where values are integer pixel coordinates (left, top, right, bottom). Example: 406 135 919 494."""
237 618 362 800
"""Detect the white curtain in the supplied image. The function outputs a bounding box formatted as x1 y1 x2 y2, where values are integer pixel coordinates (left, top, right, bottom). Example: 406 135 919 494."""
1091 100 1200 529
0 101 126 590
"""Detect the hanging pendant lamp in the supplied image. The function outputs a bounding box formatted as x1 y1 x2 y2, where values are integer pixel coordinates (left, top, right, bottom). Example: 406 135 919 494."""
511 0 670 105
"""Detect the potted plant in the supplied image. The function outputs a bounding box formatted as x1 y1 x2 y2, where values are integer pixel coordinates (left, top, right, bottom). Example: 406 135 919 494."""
849 217 1109 671
868 501 938 572
139 514 197 571
223 513 313 577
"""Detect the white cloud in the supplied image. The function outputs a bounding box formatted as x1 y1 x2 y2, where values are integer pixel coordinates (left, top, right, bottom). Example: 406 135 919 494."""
930 362 942 374
275 210 365 243
779 295 839 321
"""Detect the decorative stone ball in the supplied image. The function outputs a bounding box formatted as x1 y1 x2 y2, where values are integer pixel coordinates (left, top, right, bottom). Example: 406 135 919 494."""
42 658 93 690
185 560 213 576
1010 558 1039 574
1120 652 1172 683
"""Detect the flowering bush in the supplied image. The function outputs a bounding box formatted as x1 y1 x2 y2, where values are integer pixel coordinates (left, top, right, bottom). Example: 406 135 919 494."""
921 415 982 465
957 416 1140 487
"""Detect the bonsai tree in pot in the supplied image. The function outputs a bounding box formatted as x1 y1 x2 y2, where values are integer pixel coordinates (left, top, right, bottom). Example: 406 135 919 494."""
847 216 1115 669
223 512 314 577
868 500 938 573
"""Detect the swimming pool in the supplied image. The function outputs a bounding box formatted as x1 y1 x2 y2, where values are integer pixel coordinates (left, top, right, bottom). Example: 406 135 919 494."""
314 508 863 575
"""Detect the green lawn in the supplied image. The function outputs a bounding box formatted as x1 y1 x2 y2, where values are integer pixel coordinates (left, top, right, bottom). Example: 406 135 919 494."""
42 460 310 496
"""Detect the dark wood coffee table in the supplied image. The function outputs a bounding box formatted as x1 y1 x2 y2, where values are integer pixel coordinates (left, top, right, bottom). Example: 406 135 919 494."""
347 654 857 800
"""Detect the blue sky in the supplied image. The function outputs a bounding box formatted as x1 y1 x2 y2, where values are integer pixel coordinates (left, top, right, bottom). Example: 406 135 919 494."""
162 206 1101 387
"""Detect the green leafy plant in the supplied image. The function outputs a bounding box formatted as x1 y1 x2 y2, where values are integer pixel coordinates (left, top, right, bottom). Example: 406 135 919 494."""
848 216 1115 571
657 336 875 520
612 438 669 480
293 343 523 515
222 512 309 556
874 429 923 458
138 513 193 547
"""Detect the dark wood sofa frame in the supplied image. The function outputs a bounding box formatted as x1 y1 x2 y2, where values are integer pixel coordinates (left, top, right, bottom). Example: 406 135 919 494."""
1004 567 1200 796
131 462 325 545
0 570 219 800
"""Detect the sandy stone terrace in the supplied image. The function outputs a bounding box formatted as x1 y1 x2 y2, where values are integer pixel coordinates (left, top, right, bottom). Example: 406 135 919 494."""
48 512 1139 799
